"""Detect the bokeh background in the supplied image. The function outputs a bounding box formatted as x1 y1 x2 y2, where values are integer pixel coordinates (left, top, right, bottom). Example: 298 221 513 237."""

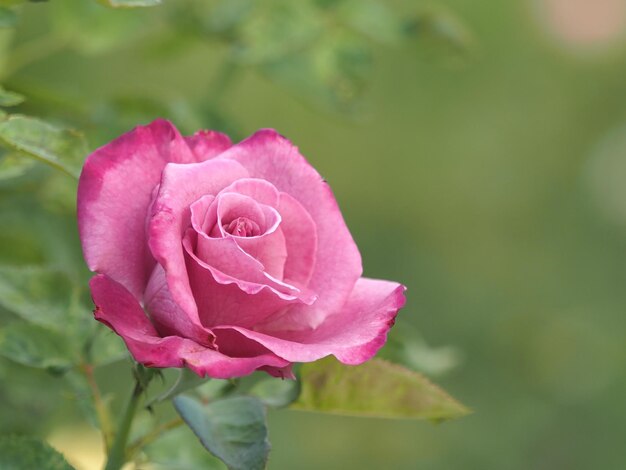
1 0 625 469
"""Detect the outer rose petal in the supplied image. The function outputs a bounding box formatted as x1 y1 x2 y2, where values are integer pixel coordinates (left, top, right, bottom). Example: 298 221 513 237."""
78 119 198 299
90 274 290 379
213 278 406 364
220 130 362 329
185 130 232 160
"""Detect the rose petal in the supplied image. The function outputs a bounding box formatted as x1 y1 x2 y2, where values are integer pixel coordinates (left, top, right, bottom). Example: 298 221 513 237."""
184 129 232 160
90 274 290 379
183 233 315 328
213 278 406 364
147 158 249 323
221 130 362 328
78 119 198 299
144 265 216 347
184 229 309 301
277 192 317 286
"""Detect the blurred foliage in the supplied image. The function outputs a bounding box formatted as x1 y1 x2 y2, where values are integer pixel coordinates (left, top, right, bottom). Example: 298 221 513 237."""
0 0 624 469
0 435 75 470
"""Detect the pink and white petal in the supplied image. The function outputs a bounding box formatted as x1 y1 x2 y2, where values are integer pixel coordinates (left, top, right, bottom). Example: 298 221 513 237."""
221 129 362 328
78 119 196 299
184 130 232 161
213 277 406 364
277 192 317 286
90 274 290 379
147 158 249 323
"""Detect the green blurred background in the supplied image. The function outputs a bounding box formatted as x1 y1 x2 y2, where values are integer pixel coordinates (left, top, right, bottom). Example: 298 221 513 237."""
1 0 626 469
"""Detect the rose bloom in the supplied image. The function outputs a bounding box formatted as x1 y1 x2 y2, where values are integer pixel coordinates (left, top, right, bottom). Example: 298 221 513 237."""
78 120 406 379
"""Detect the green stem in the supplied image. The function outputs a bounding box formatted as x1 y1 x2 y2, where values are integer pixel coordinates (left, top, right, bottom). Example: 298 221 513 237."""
103 380 144 470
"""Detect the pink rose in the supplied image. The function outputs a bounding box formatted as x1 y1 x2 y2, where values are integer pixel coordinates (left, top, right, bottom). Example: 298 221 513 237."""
78 120 406 379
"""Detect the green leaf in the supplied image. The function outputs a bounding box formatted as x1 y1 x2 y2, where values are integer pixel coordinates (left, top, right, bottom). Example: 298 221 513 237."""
0 265 75 329
0 322 77 373
0 152 35 180
0 435 75 470
97 0 161 8
0 8 17 29
249 376 301 408
174 395 270 470
0 86 23 106
292 357 470 422
0 116 87 178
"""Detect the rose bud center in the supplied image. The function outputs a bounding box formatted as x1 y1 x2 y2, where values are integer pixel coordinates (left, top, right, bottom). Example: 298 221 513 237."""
223 217 261 237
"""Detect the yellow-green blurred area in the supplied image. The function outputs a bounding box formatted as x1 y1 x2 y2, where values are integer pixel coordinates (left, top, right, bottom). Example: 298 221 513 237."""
1 0 626 469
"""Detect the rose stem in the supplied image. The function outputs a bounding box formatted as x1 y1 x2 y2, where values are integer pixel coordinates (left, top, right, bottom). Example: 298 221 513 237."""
104 378 144 470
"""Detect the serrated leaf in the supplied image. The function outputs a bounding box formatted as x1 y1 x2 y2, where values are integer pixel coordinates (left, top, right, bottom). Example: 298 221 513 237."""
0 265 75 329
0 435 75 470
97 0 161 8
292 357 470 422
249 376 300 408
174 395 270 470
0 86 23 106
0 152 35 180
0 115 87 178
0 8 17 29
0 322 77 373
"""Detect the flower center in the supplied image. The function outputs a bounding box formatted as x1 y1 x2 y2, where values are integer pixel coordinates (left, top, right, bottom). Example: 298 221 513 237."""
223 217 261 237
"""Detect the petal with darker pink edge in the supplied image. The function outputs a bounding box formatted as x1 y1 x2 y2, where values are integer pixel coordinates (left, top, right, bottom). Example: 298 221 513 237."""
78 119 197 299
90 274 290 379
185 129 232 161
